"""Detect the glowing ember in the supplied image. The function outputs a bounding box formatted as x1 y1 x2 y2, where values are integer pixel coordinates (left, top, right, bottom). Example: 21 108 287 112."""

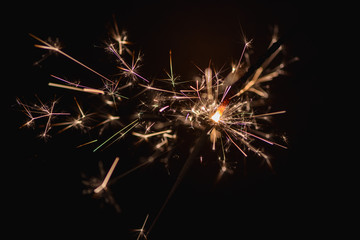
211 110 222 123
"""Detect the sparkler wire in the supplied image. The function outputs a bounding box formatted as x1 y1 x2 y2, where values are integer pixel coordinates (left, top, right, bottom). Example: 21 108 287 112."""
147 129 209 236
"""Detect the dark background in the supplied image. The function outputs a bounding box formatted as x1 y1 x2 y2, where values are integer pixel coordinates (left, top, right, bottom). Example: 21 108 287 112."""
6 1 340 239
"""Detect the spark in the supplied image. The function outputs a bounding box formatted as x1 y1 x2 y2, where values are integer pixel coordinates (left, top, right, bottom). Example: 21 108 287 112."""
51 97 92 134
224 130 247 157
210 127 221 150
92 114 120 130
93 119 139 152
205 67 214 100
235 39 252 69
109 158 154 184
232 66 264 98
164 50 180 87
133 129 176 149
17 96 70 137
133 214 149 240
253 110 287 118
216 158 233 182
48 75 105 95
132 129 173 141
159 105 169 112
48 82 104 94
42 98 56 138
138 83 181 95
189 79 205 100
94 156 120 193
107 44 149 83
76 139 98 148
110 18 132 56
82 160 122 212
237 128 288 149
29 34 114 84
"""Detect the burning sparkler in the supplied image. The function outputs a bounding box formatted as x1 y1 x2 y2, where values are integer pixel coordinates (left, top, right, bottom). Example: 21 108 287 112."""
18 19 294 239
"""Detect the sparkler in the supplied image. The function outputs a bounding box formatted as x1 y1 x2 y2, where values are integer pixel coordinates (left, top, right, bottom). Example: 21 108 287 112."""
18 20 294 239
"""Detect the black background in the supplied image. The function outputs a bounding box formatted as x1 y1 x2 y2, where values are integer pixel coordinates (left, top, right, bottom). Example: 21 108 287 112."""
6 1 341 239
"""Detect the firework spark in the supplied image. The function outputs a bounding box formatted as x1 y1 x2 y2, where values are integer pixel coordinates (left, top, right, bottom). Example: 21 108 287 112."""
17 96 70 139
94 156 120 193
29 33 114 85
82 157 122 213
133 214 149 240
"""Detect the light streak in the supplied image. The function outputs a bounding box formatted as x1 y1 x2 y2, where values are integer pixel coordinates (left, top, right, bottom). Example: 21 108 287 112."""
205 67 213 100
132 129 172 140
93 119 139 152
164 50 180 87
159 105 169 112
133 214 149 240
48 82 105 95
253 110 287 118
138 83 181 95
92 115 120 129
76 139 98 148
224 130 247 157
29 33 114 84
94 156 120 193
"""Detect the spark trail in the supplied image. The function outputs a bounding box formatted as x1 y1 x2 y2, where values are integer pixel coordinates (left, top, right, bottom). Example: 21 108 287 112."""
29 33 114 84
